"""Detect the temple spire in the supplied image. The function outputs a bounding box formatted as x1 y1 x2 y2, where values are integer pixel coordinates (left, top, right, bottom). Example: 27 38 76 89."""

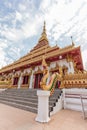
39 21 48 42
71 36 75 46
42 21 46 35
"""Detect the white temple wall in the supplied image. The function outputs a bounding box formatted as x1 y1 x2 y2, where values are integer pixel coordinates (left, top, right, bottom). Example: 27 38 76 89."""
50 59 74 74
23 68 31 74
50 62 56 68
68 62 74 74
39 65 43 71
34 65 43 72
57 59 68 67
57 59 74 74
34 66 38 72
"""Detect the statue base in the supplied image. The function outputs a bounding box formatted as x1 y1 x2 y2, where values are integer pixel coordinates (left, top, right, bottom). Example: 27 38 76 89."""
35 90 50 123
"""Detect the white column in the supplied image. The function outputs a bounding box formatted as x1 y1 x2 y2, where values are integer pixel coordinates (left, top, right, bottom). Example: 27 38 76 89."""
12 76 14 85
12 73 15 85
18 73 23 89
29 70 34 89
35 90 50 123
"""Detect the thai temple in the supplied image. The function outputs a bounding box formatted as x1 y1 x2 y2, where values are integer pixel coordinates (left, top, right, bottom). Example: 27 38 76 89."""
0 22 86 90
0 22 87 120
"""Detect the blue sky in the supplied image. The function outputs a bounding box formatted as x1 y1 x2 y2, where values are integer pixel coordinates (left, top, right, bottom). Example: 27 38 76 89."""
0 0 87 69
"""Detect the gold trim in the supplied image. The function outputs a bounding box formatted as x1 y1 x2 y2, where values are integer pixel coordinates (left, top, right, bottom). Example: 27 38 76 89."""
34 70 43 74
22 71 30 76
61 71 87 88
13 73 20 78
0 45 78 73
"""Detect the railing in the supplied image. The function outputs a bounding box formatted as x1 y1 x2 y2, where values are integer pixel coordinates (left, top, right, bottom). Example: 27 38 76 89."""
63 90 87 119
80 95 87 119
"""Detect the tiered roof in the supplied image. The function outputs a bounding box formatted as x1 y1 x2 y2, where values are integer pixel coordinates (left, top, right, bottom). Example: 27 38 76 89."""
0 22 84 74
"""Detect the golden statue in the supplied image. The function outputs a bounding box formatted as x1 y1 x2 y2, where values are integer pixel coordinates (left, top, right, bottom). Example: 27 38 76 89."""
40 56 62 95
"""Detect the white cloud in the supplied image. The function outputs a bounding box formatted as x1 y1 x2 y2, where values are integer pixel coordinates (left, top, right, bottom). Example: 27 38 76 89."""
0 0 87 70
18 4 26 11
21 18 41 38
15 11 22 21
0 48 7 68
1 27 23 42
4 1 12 9
0 39 8 48
39 0 87 38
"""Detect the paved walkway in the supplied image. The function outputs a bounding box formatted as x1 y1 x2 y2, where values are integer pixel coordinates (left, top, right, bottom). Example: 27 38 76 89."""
0 103 87 130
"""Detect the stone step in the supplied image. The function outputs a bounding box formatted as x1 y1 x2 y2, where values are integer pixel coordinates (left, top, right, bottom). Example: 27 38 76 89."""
0 88 62 114
4 89 37 93
0 95 56 108
0 91 59 100
2 89 61 98
0 94 58 105
2 89 37 94
0 95 37 102
0 99 53 113
0 94 37 98
0 97 37 107
2 91 37 96
0 92 36 95
0 100 37 113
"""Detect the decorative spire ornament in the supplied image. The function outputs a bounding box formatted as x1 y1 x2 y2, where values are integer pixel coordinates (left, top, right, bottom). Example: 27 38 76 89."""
39 21 48 42
71 36 75 46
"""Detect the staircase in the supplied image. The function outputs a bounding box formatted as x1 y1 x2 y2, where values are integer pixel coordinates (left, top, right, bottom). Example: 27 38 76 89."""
0 88 62 115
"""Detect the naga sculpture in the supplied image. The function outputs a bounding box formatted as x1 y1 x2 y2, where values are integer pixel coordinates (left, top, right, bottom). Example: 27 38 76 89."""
40 56 62 95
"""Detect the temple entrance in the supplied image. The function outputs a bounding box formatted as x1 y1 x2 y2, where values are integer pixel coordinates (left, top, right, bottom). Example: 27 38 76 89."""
22 75 29 88
22 75 29 85
13 77 19 85
34 73 43 89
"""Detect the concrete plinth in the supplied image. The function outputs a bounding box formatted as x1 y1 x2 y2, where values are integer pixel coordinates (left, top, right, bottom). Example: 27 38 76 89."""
35 90 50 123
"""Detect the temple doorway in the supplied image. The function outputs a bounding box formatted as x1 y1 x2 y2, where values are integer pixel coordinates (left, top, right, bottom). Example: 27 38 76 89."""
22 75 30 88
22 75 29 85
13 77 19 86
34 73 43 89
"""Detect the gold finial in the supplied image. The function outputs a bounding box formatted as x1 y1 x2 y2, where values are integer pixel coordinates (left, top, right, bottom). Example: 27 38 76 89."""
41 21 46 36
71 36 75 46
43 21 46 34
39 21 48 42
